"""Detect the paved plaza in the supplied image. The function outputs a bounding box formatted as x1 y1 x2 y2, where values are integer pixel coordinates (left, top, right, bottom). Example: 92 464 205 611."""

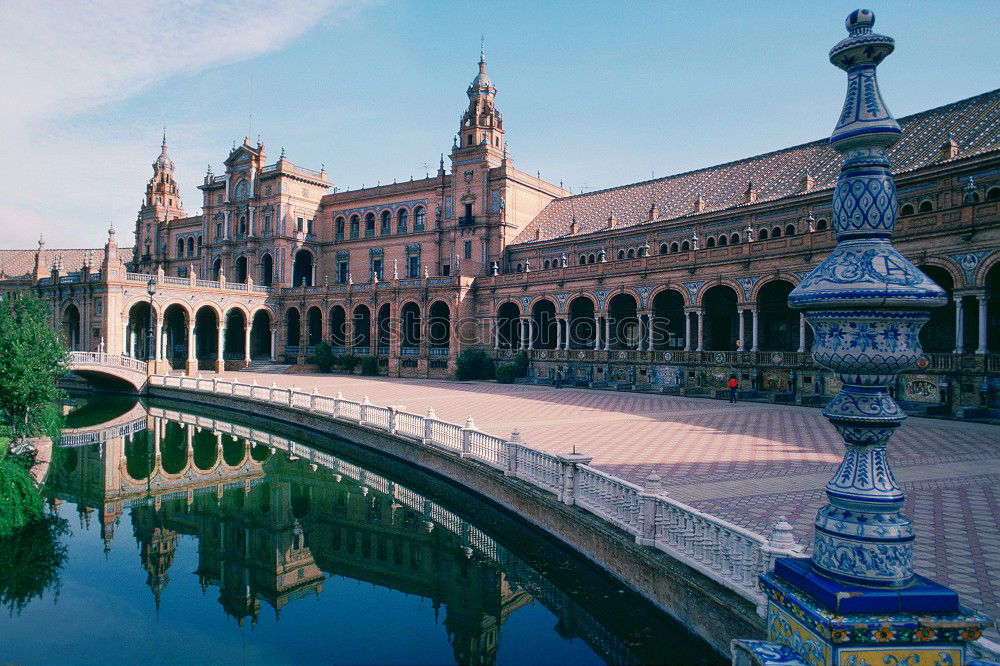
221 371 1000 637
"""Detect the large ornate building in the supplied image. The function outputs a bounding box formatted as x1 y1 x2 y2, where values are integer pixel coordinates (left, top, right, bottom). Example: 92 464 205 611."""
2 53 999 413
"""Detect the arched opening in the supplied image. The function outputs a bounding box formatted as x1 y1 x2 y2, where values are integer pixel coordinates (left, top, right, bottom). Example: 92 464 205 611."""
397 208 408 233
987 187 1000 202
428 301 450 353
222 436 245 467
985 263 1000 353
607 293 639 349
306 306 323 349
176 238 184 258
126 301 154 360
223 309 247 362
259 253 273 286
543 260 551 270
496 302 520 350
62 304 81 350
377 304 390 354
703 285 739 350
125 432 154 481
579 255 586 266
192 429 218 471
916 266 955 353
681 240 690 252
706 237 716 248
531 300 558 350
659 243 669 254
365 212 376 237
335 216 346 239
627 248 635 259
651 290 685 350
353 305 372 354
329 305 347 349
771 226 782 238
291 485 311 519
212 257 222 281
285 308 301 354
187 237 195 256
194 306 219 370
900 203 914 216
670 242 679 254
731 233 740 244
758 281 797 351
617 250 626 260
588 254 596 264
159 422 187 475
400 302 421 352
568 297 596 349
250 310 272 360
380 210 391 234
815 219 829 231
162 304 189 369
759 229 769 241
718 235 728 247
234 256 248 283
292 250 314 287
784 224 796 237
350 214 360 238
414 206 424 229
919 200 934 213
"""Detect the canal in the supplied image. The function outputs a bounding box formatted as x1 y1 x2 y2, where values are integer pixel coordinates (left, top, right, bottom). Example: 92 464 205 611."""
0 394 722 665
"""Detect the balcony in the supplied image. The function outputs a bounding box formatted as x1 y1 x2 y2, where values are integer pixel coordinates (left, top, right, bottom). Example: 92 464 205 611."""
458 215 476 227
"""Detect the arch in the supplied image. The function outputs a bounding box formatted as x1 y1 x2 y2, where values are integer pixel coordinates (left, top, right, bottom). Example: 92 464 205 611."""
259 252 274 286
397 207 409 232
126 301 154 360
702 284 739 351
680 240 690 252
579 255 586 265
757 280 797 351
350 214 360 238
221 436 246 467
567 296 596 349
187 237 195 256
292 249 314 287
815 218 829 231
414 206 425 229
638 245 647 258
651 289 685 350
918 200 934 213
250 309 272 359
731 232 741 244
335 215 346 239
659 243 669 255
376 304 391 353
543 259 551 270
718 235 728 247
900 203 914 216
380 209 392 234
329 305 347 347
306 306 323 348
771 226 782 238
496 301 520 350
353 304 372 353
617 250 626 260
706 236 716 248
61 303 81 351
124 432 155 482
285 307 301 351
176 238 184 258
987 186 1000 202
193 305 220 369
588 253 596 264
162 303 190 369
428 300 450 350
670 242 679 254
223 308 248 362
159 422 188 476
400 301 421 350
192 429 218 471
987 263 1000 353
917 265 955 354
211 257 222 281
626 248 635 259
531 299 558 350
364 212 376 236
607 293 639 349
234 255 248 283
784 223 796 236
758 228 769 241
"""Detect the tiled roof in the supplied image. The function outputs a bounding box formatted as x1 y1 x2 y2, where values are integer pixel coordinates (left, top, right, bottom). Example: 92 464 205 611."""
0 248 132 279
513 89 1000 244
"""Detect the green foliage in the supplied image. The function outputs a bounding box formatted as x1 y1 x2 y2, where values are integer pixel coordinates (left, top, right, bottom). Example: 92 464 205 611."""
0 510 69 615
513 351 530 377
495 362 518 384
456 348 496 381
336 355 360 374
360 356 379 376
0 441 43 537
0 295 68 442
313 341 334 373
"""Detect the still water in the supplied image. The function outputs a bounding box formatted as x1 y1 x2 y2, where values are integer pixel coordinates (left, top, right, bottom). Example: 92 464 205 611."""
0 395 722 665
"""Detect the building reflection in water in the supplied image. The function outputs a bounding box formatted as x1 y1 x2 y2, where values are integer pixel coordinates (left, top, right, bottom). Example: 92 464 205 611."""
45 401 650 666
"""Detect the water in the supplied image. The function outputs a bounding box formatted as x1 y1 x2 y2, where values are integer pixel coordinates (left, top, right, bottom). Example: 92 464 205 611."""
0 395 722 665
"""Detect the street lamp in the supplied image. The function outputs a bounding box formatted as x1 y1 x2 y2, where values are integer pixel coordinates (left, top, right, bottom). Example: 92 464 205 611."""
146 277 157 363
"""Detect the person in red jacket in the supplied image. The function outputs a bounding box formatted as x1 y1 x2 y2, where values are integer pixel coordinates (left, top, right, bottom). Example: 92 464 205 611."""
727 375 739 403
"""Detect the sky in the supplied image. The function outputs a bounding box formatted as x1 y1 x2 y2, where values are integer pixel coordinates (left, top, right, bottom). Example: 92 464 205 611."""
0 0 997 250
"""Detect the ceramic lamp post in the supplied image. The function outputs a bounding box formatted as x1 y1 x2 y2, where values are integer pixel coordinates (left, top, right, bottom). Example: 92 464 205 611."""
733 10 991 666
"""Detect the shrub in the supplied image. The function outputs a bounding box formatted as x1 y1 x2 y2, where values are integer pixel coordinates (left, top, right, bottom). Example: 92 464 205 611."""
336 355 360 374
456 348 495 381
0 440 42 536
313 342 334 373
495 363 518 384
513 351 529 377
360 356 379 376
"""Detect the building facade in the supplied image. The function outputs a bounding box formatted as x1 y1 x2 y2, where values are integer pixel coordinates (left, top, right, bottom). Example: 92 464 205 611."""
2 55 999 413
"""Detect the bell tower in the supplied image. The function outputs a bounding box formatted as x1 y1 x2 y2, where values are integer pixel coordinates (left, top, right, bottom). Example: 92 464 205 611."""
455 45 504 163
135 131 186 271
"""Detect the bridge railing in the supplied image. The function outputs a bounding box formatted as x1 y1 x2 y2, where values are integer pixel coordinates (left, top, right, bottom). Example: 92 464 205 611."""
147 373 805 609
68 351 148 374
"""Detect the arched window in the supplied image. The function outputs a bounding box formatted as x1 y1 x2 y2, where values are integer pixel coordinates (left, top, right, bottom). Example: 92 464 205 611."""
381 210 391 234
414 206 425 230
233 180 250 199
772 226 782 238
718 235 728 247
588 254 596 264
638 246 647 257
187 237 195 256
680 240 690 252
659 243 668 254
759 228 769 240
815 218 829 231
516 263 523 273
785 224 795 236
617 250 626 260
543 260 551 270
397 208 408 232
987 187 1000 202
579 255 586 265
365 212 375 236
350 214 360 238
670 242 679 254
239 216 247 234
627 248 635 259
900 203 914 216
197 236 202 253
919 200 933 213
706 237 716 248
176 238 184 258
335 216 345 239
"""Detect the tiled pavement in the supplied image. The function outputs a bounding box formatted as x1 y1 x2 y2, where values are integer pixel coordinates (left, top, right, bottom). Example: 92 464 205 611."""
222 371 1000 636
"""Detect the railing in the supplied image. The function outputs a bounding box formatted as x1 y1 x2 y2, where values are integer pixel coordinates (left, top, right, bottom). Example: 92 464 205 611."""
118 272 275 295
146 373 805 609
67 351 148 374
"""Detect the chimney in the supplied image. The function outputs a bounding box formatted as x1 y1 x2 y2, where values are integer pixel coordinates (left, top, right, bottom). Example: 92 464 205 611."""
649 202 659 220
607 212 616 229
745 180 756 204
800 170 814 193
569 217 577 235
939 135 959 161
694 192 705 213
534 227 541 240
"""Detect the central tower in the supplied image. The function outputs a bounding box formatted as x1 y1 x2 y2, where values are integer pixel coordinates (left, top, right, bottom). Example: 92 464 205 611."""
455 47 504 163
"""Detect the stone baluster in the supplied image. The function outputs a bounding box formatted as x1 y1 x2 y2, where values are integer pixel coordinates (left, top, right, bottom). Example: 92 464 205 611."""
954 296 964 354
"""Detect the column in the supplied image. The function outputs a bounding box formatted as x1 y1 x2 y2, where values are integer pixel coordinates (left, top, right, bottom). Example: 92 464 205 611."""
684 312 691 351
737 308 746 351
594 316 601 350
976 294 987 354
696 310 704 352
122 318 129 357
527 318 535 350
187 323 196 363
797 312 807 353
243 323 251 366
646 313 654 351
270 326 277 362
493 318 500 350
519 319 528 351
603 317 611 351
751 307 759 352
217 321 226 372
153 321 162 362
953 297 964 354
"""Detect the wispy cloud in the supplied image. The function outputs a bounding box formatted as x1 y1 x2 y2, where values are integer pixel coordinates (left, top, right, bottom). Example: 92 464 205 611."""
0 0 363 249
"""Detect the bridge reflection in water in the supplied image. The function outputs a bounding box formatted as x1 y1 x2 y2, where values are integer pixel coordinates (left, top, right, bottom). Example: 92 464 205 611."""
41 399 719 665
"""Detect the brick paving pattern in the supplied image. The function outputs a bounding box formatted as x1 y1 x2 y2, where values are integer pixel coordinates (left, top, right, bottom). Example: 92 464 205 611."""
223 372 1000 636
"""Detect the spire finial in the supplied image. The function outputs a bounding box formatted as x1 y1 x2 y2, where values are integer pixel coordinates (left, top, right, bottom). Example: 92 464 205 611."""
480 35 485 63
161 126 167 150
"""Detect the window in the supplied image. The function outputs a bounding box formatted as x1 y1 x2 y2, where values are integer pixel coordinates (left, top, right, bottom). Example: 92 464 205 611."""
516 263 523 273
718 235 728 246
987 187 1000 202
95 298 102 315
188 237 194 256
372 258 383 280
216 222 224 239
900 203 914 216
464 240 472 259
588 254 595 264
627 248 635 258
617 250 625 260
198 236 203 253
414 206 425 230
772 226 782 238
177 238 184 257
543 260 551 269
350 215 360 238
731 233 740 244
579 255 586 265
759 228 769 240
297 217 304 232
681 240 690 252
239 216 247 234
337 261 349 284
365 213 375 237
659 243 668 254
264 215 272 233
265 184 272 196
706 237 716 248
442 264 450 276
785 224 796 236
407 255 420 278
397 208 408 232
307 218 314 235
335 216 345 240
467 134 473 145
381 210 391 234
670 242 679 254
918 200 933 213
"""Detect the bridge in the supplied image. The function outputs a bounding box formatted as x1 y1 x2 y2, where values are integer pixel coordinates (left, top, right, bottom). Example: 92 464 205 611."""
66 352 149 391
59 401 148 448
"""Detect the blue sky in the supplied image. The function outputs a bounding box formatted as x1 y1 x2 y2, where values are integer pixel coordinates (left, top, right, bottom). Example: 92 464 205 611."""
1 0 997 249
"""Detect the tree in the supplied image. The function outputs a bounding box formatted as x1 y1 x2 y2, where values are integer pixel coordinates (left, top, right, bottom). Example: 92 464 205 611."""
0 295 68 443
